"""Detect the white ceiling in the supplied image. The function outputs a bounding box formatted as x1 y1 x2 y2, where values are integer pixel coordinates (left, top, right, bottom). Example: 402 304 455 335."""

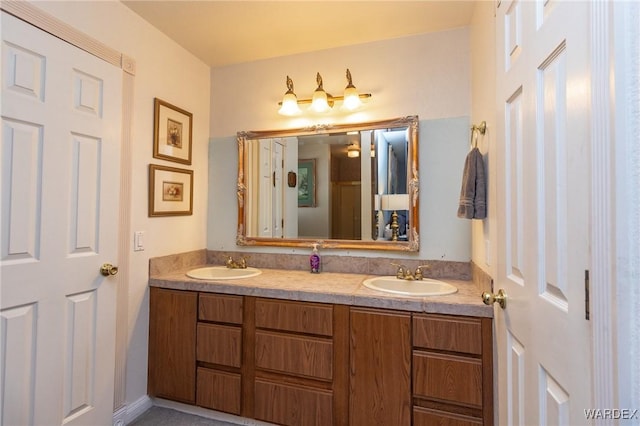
121 1 477 68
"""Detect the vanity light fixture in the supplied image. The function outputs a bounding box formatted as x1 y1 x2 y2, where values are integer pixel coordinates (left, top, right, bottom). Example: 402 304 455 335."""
277 69 372 116
342 69 362 110
311 72 331 113
277 76 302 116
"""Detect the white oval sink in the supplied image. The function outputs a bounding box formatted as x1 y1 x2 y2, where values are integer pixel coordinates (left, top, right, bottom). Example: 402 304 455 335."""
186 266 262 280
363 276 457 296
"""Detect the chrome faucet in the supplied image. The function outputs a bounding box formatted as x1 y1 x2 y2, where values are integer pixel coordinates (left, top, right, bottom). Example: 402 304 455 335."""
391 263 431 280
225 255 247 269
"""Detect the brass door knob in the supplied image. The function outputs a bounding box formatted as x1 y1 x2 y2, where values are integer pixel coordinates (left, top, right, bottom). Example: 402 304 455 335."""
482 289 507 309
100 263 119 276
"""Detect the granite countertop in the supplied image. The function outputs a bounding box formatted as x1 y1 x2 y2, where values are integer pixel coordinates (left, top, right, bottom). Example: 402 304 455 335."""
149 265 493 318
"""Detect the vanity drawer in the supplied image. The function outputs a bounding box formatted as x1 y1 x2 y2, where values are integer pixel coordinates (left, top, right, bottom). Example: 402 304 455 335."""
255 298 333 336
413 314 482 355
198 293 243 324
197 323 241 367
413 351 482 408
196 367 241 415
413 406 482 426
255 331 333 380
254 378 333 426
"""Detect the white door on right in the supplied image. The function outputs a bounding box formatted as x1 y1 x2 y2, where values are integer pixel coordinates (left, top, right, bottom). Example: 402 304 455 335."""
495 1 592 425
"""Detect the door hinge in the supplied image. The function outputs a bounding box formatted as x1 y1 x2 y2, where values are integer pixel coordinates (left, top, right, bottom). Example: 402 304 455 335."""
585 270 590 320
273 171 276 187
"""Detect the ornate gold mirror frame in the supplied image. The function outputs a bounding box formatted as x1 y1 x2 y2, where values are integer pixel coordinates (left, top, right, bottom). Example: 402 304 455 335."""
236 116 419 251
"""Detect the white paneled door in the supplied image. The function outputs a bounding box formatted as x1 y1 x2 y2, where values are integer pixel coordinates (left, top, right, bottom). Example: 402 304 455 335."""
495 1 592 425
1 12 122 425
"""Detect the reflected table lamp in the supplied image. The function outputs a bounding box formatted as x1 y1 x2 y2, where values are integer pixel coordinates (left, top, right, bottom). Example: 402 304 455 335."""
380 194 409 241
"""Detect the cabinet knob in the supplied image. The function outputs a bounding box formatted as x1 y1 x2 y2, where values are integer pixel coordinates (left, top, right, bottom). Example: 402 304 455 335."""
482 289 507 309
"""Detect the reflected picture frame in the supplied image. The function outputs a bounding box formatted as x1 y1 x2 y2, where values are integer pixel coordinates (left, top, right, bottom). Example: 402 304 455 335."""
297 158 316 207
153 98 193 165
149 164 193 216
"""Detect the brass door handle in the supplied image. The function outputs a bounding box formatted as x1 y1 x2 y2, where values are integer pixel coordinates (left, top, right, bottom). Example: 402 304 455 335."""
482 289 507 309
100 263 119 276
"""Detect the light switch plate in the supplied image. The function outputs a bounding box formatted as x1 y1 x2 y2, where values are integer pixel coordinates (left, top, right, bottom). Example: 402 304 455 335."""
134 231 144 251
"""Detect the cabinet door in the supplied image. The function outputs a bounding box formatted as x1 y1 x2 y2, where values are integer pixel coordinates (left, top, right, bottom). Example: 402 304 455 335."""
349 308 411 426
148 288 197 403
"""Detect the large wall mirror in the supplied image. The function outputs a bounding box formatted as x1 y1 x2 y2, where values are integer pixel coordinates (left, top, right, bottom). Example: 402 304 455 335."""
236 116 419 251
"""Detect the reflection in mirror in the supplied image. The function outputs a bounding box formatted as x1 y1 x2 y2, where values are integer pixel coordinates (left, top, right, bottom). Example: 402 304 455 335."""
237 116 419 251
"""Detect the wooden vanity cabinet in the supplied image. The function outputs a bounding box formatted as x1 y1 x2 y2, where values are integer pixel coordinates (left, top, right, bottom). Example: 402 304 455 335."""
412 314 493 426
148 289 494 425
252 298 349 426
148 287 197 404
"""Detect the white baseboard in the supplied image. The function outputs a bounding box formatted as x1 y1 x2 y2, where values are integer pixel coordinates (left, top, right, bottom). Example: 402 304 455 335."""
112 395 153 426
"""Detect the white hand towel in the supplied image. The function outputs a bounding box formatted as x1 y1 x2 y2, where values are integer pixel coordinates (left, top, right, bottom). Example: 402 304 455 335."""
457 147 487 219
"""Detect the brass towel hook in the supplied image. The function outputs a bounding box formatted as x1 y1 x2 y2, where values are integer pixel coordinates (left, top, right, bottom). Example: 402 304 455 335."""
470 121 487 148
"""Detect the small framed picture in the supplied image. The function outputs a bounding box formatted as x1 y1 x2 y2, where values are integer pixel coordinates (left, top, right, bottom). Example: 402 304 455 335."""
153 98 192 165
149 164 193 216
298 158 316 207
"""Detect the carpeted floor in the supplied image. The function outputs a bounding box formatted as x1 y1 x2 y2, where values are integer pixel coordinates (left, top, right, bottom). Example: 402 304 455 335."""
129 407 237 426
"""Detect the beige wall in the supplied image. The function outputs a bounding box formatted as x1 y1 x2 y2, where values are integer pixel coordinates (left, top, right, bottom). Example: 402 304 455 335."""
208 29 474 261
210 28 471 136
470 1 497 277
32 0 211 408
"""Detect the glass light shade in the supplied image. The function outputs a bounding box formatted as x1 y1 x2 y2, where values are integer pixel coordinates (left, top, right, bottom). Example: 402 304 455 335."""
343 86 362 110
310 89 331 113
278 92 301 116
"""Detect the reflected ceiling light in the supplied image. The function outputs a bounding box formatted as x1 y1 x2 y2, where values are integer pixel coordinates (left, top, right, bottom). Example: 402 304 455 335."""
347 142 360 158
277 76 302 116
277 69 372 115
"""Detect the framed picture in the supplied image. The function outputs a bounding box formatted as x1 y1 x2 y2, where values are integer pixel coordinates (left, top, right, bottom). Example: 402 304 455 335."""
149 164 193 216
153 98 193 165
298 158 316 207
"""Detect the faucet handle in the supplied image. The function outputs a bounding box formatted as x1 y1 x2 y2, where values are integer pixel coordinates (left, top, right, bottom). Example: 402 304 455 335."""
390 262 407 279
414 264 431 280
